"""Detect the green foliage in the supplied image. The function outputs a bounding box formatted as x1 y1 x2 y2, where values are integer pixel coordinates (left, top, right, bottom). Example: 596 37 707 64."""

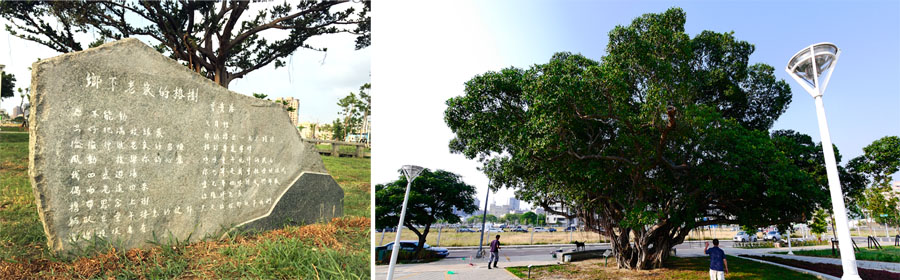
331 118 345 141
739 225 758 234
375 168 478 252
466 214 498 224
1 71 15 99
809 208 829 237
0 1 369 88
849 136 900 225
501 213 522 224
521 211 538 225
252 93 268 99
443 7 836 269
334 83 371 141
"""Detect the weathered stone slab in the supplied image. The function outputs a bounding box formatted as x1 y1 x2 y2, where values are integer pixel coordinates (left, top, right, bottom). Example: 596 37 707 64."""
28 38 343 253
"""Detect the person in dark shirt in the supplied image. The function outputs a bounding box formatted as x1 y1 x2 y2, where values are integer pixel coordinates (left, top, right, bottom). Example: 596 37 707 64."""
488 235 501 269
704 239 728 280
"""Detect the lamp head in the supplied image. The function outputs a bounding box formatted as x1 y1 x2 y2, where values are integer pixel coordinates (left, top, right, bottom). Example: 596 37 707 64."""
401 165 424 181
785 42 840 98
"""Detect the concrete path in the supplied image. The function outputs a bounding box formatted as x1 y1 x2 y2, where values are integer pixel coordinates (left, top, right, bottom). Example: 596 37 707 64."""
377 243 899 279
374 251 558 280
677 245 900 272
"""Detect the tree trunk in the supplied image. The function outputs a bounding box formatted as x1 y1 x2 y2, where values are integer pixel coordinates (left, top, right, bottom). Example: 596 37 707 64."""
404 223 432 259
606 223 689 270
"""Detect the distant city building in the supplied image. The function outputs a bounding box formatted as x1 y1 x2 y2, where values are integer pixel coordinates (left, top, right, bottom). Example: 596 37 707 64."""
12 106 23 118
474 197 482 210
508 197 520 211
533 207 545 215
488 201 511 217
275 97 299 127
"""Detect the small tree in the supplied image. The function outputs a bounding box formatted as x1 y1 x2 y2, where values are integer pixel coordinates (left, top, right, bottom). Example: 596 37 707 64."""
809 209 829 240
466 214 497 224
331 118 345 141
375 168 478 254
521 211 538 225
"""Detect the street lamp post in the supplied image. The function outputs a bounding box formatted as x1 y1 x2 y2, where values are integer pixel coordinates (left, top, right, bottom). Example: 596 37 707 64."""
386 165 424 280
787 225 794 255
476 178 491 259
786 42 861 280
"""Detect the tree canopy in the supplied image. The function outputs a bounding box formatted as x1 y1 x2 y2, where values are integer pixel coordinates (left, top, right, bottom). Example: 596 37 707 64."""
1 71 14 99
332 83 370 141
444 8 846 269
849 136 900 226
375 168 477 253
0 0 369 88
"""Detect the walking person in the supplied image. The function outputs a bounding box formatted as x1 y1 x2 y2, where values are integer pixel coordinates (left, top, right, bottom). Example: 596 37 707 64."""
488 235 501 269
705 239 728 280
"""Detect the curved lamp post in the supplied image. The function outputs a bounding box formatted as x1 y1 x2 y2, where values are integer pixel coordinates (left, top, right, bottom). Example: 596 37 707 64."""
386 165 424 280
785 42 860 280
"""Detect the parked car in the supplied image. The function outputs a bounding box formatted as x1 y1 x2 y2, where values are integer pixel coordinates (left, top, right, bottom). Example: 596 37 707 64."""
378 227 396 233
511 227 528 233
548 227 557 232
564 226 578 232
456 227 476 233
733 231 758 242
487 227 504 233
533 227 551 232
764 231 781 241
382 241 449 258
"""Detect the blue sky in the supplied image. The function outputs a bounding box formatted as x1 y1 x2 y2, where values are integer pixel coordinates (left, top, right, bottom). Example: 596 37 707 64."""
374 0 900 209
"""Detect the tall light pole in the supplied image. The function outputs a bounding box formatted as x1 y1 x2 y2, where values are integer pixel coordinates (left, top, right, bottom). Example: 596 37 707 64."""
386 165 424 280
786 42 860 280
476 178 491 259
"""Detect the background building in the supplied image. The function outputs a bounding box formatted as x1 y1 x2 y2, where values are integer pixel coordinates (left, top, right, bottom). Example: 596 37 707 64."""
11 106 23 118
545 202 579 226
508 197 520 212
487 201 510 217
275 97 300 127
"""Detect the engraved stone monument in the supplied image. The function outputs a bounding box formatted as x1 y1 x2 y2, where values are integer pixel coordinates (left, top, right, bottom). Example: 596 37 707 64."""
28 38 343 253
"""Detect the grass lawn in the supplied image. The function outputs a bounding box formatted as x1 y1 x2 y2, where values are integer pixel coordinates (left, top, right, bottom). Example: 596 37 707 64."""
773 245 900 263
506 255 819 280
0 126 27 132
0 133 371 279
316 143 371 156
